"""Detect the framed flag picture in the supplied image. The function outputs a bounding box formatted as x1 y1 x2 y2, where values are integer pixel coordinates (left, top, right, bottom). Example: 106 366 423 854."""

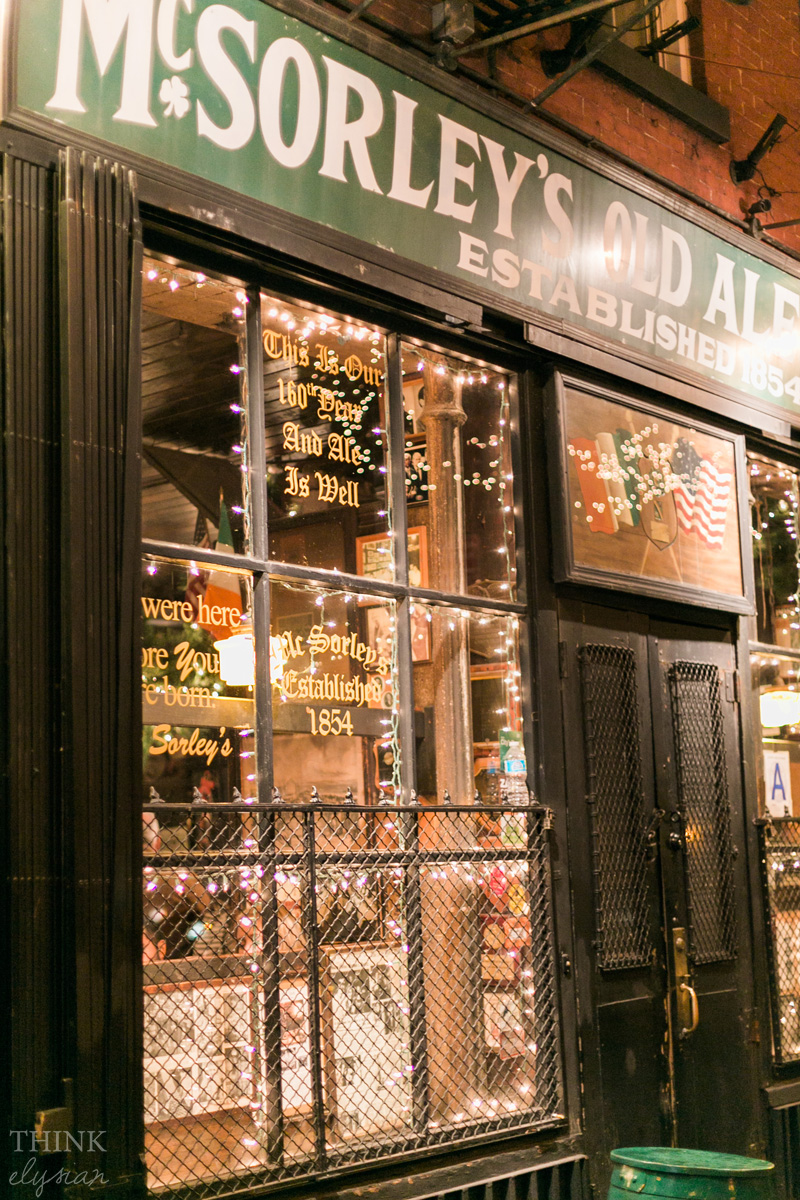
546 372 754 613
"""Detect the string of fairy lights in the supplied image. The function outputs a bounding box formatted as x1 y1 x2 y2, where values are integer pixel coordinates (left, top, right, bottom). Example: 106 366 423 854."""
143 846 539 1148
263 297 384 509
142 262 523 799
750 458 800 637
750 458 800 741
141 261 535 1157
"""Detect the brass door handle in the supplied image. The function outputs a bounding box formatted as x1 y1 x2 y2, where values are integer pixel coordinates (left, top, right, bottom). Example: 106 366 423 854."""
679 982 699 1037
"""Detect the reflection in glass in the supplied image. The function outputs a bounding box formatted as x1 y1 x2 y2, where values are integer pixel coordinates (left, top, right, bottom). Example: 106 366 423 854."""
141 258 250 552
419 848 537 1128
412 605 525 807
754 645 800 1058
139 268 549 1193
401 347 516 600
141 556 256 863
270 578 401 804
262 296 390 574
753 650 800 818
141 554 266 1184
750 455 800 649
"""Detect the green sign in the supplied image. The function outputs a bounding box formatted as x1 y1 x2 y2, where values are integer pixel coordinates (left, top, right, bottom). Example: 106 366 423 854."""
11 0 800 414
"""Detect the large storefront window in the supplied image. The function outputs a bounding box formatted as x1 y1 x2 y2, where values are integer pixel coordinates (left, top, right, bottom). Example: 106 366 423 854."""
262 297 390 573
400 346 517 600
750 453 800 1063
142 260 251 552
140 255 562 1195
750 453 800 815
750 455 800 651
270 578 401 804
413 605 525 805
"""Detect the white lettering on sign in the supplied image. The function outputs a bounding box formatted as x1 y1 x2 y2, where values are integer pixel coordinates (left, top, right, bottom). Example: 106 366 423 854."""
480 136 534 241
541 173 574 259
196 5 256 150
319 57 383 193
259 38 320 168
47 0 157 125
604 202 692 303
387 92 433 209
158 0 194 73
35 0 800 412
765 749 793 818
434 115 480 224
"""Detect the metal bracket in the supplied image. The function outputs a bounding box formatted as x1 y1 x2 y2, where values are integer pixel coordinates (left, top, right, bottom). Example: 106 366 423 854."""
671 927 699 1039
531 0 665 106
639 14 699 58
35 1079 74 1155
645 807 665 861
452 0 642 57
540 14 605 77
724 668 740 704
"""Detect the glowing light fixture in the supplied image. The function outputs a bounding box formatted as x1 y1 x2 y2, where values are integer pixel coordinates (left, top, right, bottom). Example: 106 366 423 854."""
760 687 800 728
215 631 255 686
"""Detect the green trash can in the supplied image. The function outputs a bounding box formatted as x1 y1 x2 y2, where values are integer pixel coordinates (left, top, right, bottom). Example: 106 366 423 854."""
608 1148 775 1199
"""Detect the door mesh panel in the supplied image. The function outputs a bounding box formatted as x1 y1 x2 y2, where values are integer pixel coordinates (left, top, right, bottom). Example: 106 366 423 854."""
759 819 800 1065
579 644 653 969
669 661 738 964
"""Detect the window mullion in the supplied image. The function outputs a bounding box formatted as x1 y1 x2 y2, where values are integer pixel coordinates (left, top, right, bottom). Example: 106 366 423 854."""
244 289 275 801
508 373 536 796
387 332 417 801
247 285 269 562
387 332 410 585
246 288 288 1166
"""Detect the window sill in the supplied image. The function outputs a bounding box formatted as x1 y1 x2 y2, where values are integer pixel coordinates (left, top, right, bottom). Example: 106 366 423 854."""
590 39 730 144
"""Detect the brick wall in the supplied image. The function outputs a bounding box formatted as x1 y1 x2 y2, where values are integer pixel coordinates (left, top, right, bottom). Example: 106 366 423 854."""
704 0 800 246
350 0 800 257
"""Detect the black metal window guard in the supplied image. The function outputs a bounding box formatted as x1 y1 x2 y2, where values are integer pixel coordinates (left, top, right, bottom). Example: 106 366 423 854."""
142 801 564 1198
758 817 800 1065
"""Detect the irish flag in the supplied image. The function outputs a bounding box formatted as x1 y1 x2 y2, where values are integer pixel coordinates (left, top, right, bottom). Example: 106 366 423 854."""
198 499 242 641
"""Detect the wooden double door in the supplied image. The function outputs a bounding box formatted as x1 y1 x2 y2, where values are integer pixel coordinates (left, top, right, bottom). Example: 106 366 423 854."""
559 603 761 1185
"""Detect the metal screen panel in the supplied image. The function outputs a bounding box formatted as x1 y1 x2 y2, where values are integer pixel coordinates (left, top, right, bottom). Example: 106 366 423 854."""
142 802 564 1198
759 818 800 1066
578 644 653 970
669 661 737 964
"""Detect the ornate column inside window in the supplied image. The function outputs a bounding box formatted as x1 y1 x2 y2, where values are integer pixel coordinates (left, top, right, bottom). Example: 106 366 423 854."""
419 353 483 1121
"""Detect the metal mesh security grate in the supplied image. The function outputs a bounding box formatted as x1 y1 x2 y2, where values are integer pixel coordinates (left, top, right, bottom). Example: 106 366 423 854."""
578 644 653 970
669 661 737 964
142 802 563 1197
759 819 800 1066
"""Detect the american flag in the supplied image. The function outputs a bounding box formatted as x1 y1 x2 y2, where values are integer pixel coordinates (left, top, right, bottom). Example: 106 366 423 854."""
670 437 731 549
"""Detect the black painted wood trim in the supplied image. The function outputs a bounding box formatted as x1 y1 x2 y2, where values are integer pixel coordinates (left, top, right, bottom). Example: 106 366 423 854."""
58 147 144 1194
0 152 61 1182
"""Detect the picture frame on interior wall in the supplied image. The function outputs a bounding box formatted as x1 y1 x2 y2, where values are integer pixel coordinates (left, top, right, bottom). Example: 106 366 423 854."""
545 370 755 614
365 602 431 666
356 526 429 589
402 373 425 434
322 946 413 1136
